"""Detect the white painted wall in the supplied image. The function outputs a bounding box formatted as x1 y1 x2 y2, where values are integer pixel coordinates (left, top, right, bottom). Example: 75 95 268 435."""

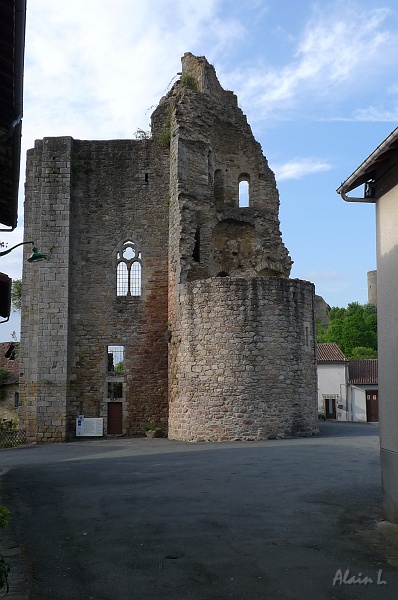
348 386 367 422
376 169 398 450
374 161 398 521
317 363 348 418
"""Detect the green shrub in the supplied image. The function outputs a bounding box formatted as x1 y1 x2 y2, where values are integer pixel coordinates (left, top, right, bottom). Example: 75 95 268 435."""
180 74 199 92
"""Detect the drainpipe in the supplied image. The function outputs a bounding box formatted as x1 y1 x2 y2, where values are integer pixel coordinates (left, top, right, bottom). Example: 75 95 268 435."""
337 125 398 200
340 383 349 421
339 188 375 204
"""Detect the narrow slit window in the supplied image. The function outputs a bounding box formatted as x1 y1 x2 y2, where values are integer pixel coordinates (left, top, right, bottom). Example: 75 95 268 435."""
130 262 142 296
116 240 142 297
193 227 200 262
238 179 249 207
117 262 128 296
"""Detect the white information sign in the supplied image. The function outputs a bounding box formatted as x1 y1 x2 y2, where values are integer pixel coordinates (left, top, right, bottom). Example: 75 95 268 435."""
76 417 104 437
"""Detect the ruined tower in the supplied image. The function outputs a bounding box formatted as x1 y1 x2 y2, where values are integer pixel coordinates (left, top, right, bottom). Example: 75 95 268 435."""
166 54 317 441
19 53 318 442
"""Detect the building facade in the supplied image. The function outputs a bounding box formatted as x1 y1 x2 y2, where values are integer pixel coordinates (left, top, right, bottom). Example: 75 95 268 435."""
317 343 378 423
338 125 398 522
20 53 318 443
317 343 349 420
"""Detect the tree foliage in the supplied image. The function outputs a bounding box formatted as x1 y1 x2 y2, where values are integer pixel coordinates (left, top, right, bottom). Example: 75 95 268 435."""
350 346 378 359
11 278 21 313
316 302 377 359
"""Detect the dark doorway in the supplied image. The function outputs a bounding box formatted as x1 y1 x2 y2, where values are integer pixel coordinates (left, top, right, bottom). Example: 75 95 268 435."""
325 398 336 420
366 391 379 422
108 402 123 434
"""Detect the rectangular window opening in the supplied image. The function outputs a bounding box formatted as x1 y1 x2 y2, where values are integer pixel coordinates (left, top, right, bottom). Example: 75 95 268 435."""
107 345 124 373
108 382 123 399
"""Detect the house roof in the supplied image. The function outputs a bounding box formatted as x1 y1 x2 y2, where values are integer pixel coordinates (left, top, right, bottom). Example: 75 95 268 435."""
0 0 27 229
348 360 378 385
337 126 398 197
0 341 19 384
317 343 348 363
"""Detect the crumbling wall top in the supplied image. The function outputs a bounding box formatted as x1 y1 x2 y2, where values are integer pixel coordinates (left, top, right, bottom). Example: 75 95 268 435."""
181 52 236 104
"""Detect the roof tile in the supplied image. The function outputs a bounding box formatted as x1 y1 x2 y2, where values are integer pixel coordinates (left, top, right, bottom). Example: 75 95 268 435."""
348 360 378 385
317 343 348 363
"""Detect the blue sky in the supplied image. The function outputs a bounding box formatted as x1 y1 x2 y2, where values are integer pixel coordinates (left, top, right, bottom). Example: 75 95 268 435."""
2 0 398 341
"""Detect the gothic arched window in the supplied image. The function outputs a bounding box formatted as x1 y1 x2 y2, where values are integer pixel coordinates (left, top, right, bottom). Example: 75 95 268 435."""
116 240 142 297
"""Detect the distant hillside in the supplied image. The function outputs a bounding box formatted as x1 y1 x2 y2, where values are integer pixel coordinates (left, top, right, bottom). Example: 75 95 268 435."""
314 295 330 326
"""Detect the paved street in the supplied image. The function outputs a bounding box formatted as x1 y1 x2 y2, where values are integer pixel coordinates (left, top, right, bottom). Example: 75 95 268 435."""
1 422 398 599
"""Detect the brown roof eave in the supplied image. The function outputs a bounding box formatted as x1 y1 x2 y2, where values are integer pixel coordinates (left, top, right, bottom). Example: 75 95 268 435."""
13 0 27 122
317 360 348 364
0 0 26 230
337 126 398 197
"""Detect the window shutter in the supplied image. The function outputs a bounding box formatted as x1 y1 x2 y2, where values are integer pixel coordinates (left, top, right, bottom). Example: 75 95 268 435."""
0 273 12 319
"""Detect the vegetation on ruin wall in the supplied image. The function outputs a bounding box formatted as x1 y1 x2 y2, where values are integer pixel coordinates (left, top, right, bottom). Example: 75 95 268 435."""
316 302 377 359
157 101 174 149
180 74 199 92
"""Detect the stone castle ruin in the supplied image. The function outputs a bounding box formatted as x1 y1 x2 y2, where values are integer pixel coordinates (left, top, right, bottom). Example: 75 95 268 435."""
19 53 318 442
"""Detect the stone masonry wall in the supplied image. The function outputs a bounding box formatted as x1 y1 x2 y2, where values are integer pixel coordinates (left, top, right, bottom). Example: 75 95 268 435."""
67 137 169 437
20 137 72 442
168 277 318 441
20 132 170 441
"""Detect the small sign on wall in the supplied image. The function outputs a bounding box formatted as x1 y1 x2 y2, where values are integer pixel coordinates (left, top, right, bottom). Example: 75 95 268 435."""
76 416 104 437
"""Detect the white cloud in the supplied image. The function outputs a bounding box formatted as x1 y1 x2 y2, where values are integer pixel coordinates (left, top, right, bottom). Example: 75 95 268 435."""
23 0 244 144
351 105 398 122
273 158 332 181
229 2 394 121
16 0 246 265
302 270 343 283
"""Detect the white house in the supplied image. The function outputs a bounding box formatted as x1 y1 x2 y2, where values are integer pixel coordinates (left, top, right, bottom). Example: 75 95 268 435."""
337 126 398 522
348 360 378 423
317 344 378 423
317 343 349 420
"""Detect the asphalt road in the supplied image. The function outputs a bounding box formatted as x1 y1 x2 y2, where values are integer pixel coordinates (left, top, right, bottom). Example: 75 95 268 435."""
1 422 398 599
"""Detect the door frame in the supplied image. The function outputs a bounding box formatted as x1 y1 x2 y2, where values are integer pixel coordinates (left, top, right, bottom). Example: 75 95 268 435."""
325 397 337 420
107 401 123 435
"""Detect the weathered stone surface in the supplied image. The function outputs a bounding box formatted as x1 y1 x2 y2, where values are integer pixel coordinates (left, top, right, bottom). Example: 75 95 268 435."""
19 53 318 443
168 277 317 441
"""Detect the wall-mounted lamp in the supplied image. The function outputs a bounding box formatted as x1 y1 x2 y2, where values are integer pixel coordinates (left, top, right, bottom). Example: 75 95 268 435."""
0 240 47 262
0 241 47 323
27 247 47 263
